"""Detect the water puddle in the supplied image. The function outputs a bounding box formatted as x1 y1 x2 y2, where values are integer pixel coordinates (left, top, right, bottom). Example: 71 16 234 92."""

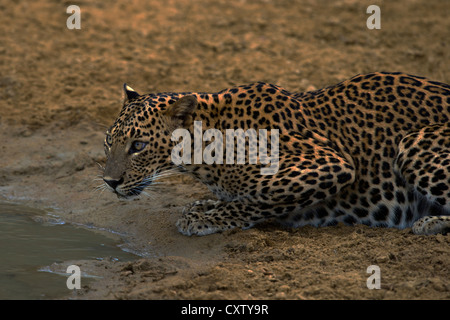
0 202 136 300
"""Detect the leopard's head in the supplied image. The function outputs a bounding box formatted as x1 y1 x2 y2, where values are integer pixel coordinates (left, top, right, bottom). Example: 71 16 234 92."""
102 84 197 198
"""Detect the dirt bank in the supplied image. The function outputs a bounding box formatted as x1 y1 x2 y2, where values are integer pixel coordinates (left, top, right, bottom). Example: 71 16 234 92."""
0 0 449 300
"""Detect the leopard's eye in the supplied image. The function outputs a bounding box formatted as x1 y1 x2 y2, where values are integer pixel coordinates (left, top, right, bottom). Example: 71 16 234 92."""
105 134 113 147
129 141 147 154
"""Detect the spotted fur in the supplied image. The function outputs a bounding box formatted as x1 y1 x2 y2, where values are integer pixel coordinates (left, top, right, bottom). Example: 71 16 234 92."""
102 72 450 236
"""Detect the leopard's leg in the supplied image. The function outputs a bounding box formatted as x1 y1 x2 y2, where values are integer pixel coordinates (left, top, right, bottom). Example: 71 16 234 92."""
182 199 220 214
412 216 450 235
176 134 356 236
176 200 271 236
395 124 450 235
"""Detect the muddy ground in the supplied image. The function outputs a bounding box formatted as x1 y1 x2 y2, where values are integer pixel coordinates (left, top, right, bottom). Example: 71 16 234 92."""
0 0 449 300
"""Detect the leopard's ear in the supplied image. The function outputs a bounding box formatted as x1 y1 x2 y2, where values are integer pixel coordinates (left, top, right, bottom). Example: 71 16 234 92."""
123 83 140 104
163 95 198 128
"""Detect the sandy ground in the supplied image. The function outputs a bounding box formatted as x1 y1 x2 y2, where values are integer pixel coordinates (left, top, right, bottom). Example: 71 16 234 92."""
0 0 449 300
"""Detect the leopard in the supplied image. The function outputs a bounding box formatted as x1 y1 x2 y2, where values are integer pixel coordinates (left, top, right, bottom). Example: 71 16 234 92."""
101 72 450 236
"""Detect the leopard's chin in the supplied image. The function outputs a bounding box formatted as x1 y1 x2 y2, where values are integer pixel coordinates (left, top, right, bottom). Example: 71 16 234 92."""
115 181 151 199
119 189 143 199
114 191 141 201
115 191 132 199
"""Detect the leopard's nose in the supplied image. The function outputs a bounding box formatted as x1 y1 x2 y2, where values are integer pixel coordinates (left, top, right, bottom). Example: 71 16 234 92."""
103 177 124 190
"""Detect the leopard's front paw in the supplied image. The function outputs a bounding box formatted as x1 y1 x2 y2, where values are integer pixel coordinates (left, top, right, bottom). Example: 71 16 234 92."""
412 216 450 235
176 209 234 236
182 199 220 214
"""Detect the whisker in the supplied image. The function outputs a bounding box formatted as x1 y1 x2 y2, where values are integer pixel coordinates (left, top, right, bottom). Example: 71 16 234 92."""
96 162 105 170
94 166 182 199
93 186 108 196
145 175 174 183
143 171 177 181
140 190 151 198
93 184 107 191
151 171 179 179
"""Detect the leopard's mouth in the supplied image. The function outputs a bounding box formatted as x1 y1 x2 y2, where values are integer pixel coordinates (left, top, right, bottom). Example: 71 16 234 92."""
106 169 178 199
115 176 155 199
114 190 132 199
